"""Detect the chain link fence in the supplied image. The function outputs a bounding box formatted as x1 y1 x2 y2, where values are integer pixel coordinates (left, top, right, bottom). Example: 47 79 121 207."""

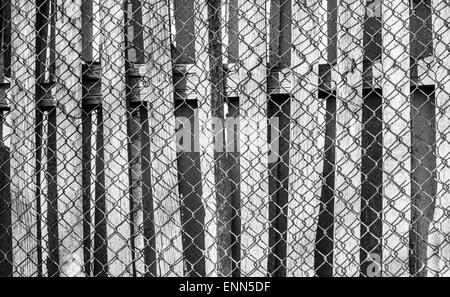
0 0 448 277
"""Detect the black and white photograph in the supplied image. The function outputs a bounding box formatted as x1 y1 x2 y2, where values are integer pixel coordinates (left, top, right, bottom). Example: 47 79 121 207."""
0 0 447 289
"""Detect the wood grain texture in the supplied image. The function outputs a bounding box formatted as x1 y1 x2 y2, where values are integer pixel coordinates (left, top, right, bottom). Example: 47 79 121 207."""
9 0 38 276
269 0 281 68
142 0 183 276
287 0 324 277
333 0 365 277
195 0 234 277
54 0 85 276
194 0 218 277
100 0 132 276
128 1 154 276
238 0 269 276
128 106 145 276
381 0 411 277
428 0 450 277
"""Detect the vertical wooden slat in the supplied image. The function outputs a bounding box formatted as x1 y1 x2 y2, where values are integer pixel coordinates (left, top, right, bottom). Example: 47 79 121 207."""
269 0 281 68
194 0 217 276
333 0 365 277
287 0 323 277
34 109 44 277
88 109 97 276
125 0 145 276
381 0 411 277
40 112 50 277
134 1 157 276
0 0 12 81
128 105 144 276
140 105 157 276
318 0 327 64
238 0 269 276
195 0 233 277
142 0 183 276
222 0 229 64
81 0 93 62
93 107 108 276
54 0 84 276
92 0 101 62
46 109 59 276
100 0 132 276
429 0 450 277
9 0 37 276
0 139 12 276
81 108 93 276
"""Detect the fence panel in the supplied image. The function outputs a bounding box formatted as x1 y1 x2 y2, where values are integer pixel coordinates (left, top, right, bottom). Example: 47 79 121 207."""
1 0 450 277
9 0 37 277
333 0 364 277
238 0 269 277
381 0 411 277
100 0 132 276
429 0 450 277
287 0 323 277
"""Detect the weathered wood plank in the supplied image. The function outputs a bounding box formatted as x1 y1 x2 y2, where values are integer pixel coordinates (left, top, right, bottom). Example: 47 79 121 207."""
428 0 450 277
93 107 108 277
318 0 327 64
333 0 365 277
100 0 132 276
142 0 183 276
286 0 323 277
139 104 157 276
0 141 12 276
54 0 85 276
128 105 145 276
9 0 38 276
269 0 281 68
81 108 93 276
46 109 59 276
381 0 411 277
34 109 44 277
195 0 234 277
194 0 217 277
125 0 145 277
238 0 269 276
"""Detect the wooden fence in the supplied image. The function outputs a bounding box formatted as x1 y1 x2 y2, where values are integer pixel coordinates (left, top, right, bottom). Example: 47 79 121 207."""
0 0 449 277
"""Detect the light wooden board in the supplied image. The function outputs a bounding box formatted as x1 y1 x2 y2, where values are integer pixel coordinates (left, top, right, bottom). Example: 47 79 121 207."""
238 0 269 276
9 0 38 276
428 0 450 277
129 106 145 276
54 0 85 277
142 0 183 276
194 0 218 276
287 0 324 277
381 0 411 277
333 0 365 277
195 0 234 277
39 112 48 277
100 0 132 276
128 1 154 277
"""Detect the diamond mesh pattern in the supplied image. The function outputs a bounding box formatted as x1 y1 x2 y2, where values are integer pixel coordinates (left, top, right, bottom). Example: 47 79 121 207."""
0 0 449 277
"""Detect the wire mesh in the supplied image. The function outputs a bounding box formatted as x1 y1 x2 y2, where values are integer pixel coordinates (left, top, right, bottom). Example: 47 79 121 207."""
0 0 448 277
